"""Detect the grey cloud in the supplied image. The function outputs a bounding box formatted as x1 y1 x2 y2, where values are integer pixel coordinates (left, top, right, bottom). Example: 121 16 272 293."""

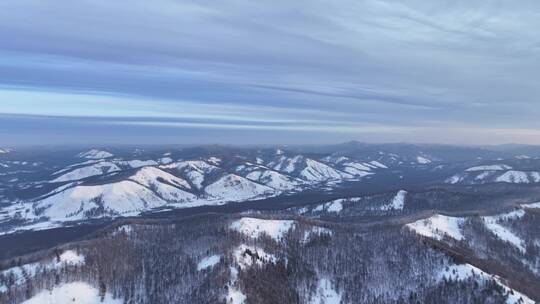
0 0 539 144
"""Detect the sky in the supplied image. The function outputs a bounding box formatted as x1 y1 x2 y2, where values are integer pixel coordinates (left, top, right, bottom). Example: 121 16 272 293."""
1 0 540 146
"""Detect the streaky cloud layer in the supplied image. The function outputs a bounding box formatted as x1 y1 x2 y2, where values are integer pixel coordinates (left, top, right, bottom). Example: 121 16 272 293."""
0 0 539 145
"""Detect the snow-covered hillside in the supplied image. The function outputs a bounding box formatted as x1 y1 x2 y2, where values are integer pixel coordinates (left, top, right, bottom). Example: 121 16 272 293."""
230 217 295 241
407 207 531 252
34 180 169 220
0 146 414 235
380 190 407 211
130 166 191 190
162 160 220 190
129 167 196 203
299 158 352 182
447 164 540 185
407 214 465 241
205 174 276 201
51 161 121 182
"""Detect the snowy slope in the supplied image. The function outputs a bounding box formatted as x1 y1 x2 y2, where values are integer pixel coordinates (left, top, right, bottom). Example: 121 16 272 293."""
245 169 301 190
339 164 373 177
230 217 295 241
1 250 85 291
299 159 352 182
437 263 534 304
408 209 531 255
205 174 276 201
447 169 540 185
320 156 381 178
482 210 526 252
368 161 388 169
34 180 168 220
380 190 407 210
495 171 540 183
269 155 303 173
341 161 373 172
162 160 220 189
22 282 122 304
51 161 121 182
129 166 191 190
406 214 465 241
78 149 113 159
129 167 196 203
312 199 345 214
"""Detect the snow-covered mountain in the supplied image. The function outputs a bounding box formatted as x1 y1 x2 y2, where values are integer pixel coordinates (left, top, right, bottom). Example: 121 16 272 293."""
32 180 167 221
447 164 540 185
0 146 391 233
6 143 540 235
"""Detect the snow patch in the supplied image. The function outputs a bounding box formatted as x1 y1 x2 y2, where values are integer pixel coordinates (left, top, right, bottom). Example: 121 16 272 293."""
482 210 526 253
406 214 465 241
446 174 463 184
416 156 432 164
522 202 540 209
369 160 388 169
197 255 221 271
303 226 333 243
21 282 122 304
310 278 342 304
230 217 295 241
58 250 85 266
313 200 344 214
51 162 121 182
495 171 530 183
380 190 407 210
233 244 277 269
227 267 246 304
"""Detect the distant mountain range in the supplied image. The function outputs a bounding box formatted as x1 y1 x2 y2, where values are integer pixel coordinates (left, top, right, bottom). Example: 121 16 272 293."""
2 142 540 235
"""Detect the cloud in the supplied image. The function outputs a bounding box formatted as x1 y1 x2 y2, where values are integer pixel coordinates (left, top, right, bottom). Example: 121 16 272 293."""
0 0 539 144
